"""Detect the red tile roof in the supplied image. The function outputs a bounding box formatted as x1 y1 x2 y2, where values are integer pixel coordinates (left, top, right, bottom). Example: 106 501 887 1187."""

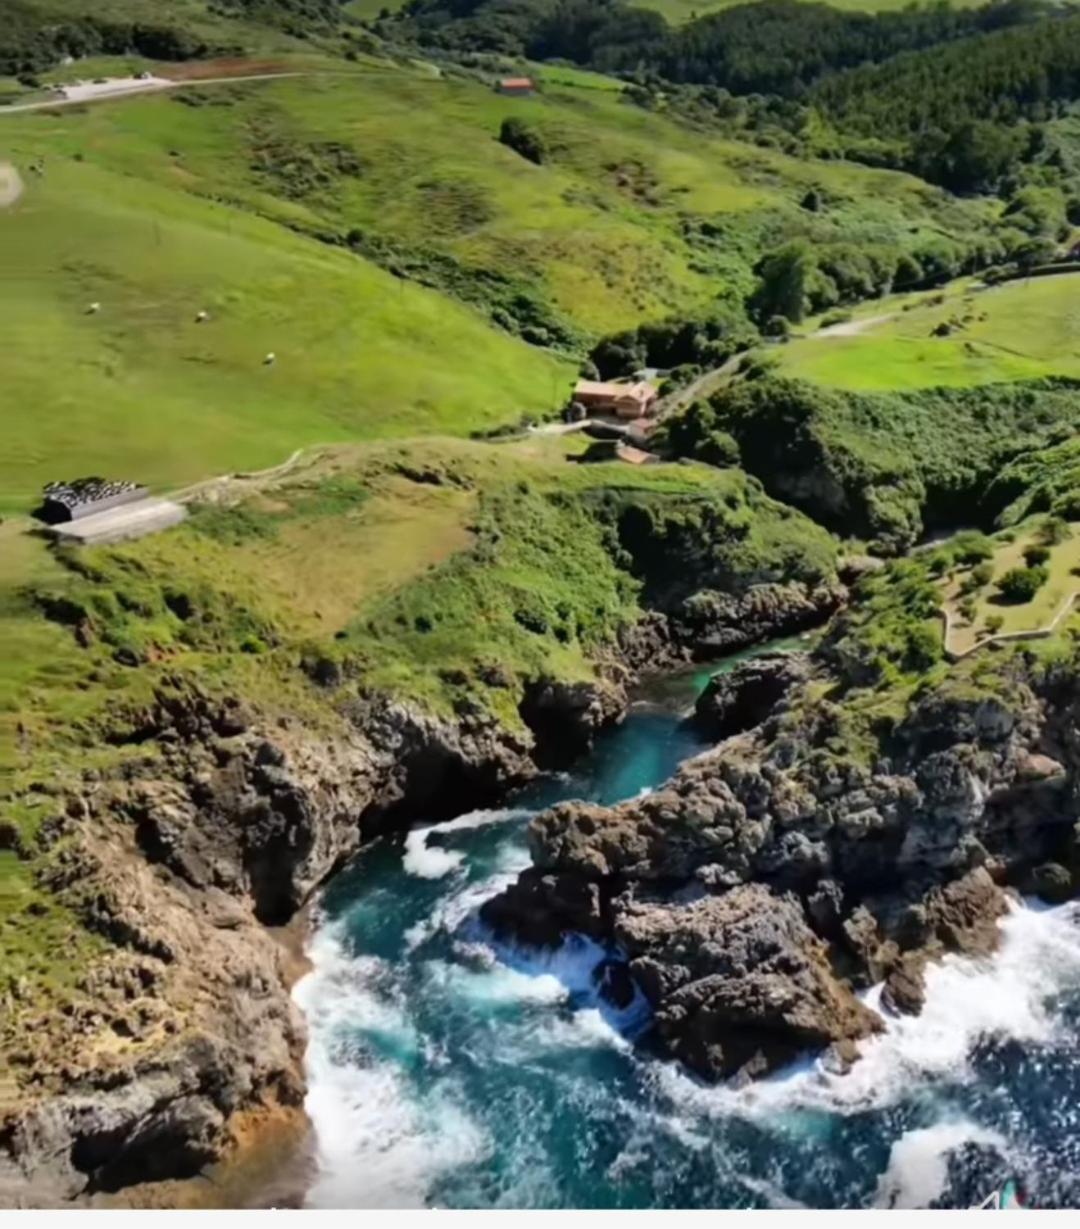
499 77 534 88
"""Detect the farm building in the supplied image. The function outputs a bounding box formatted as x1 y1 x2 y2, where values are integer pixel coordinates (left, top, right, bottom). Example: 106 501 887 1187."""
573 379 658 419
496 77 535 96
36 477 148 525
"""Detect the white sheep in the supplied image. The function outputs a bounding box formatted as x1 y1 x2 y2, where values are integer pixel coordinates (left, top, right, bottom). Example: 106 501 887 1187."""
263 352 276 366
195 310 209 323
86 302 101 315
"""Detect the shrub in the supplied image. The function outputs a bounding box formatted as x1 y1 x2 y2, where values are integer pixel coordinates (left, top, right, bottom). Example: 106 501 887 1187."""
1039 516 1070 545
499 117 546 165
1023 544 1051 567
971 561 994 586
985 613 1004 633
951 532 994 566
997 565 1048 604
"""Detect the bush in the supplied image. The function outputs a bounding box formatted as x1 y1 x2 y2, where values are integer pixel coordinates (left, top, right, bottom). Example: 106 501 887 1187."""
1023 544 1050 566
1039 515 1070 545
951 532 994 566
985 613 1004 633
971 561 994 586
499 117 547 165
997 565 1048 604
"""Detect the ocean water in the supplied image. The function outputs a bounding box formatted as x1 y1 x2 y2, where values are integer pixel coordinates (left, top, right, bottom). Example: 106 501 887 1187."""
294 657 1080 1210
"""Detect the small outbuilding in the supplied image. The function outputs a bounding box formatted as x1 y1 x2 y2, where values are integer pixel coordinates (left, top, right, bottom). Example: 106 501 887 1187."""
35 477 148 525
496 77 535 96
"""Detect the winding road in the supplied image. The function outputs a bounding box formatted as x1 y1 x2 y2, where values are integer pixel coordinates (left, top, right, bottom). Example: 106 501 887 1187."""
0 71 303 116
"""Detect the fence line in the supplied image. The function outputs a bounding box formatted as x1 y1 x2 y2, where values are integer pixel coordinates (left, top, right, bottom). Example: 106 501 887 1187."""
940 590 1080 662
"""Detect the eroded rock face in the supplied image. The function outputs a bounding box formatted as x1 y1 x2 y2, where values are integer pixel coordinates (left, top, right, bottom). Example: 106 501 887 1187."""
0 674 564 1207
695 651 812 740
486 654 1080 1085
614 886 882 1082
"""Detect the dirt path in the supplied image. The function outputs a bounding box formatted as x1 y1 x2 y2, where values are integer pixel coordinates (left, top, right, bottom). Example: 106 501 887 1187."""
0 162 24 208
812 311 896 339
655 351 744 419
0 71 304 115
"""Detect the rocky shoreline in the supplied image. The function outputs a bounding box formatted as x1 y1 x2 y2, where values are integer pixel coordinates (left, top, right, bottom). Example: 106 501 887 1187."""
0 578 835 1207
482 643 1080 1084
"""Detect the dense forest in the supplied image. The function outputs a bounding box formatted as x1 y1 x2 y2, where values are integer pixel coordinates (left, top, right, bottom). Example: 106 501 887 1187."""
377 0 1080 192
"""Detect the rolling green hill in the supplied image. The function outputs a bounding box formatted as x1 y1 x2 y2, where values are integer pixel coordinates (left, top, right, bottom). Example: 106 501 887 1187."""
0 60 997 514
778 274 1080 390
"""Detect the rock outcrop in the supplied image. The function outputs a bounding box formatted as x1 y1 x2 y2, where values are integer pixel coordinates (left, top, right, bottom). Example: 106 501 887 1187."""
694 650 811 739
484 650 1080 1082
614 886 882 1082
0 671 573 1206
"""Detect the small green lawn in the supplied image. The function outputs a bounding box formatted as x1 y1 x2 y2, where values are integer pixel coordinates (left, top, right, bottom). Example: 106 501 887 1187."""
940 521 1080 653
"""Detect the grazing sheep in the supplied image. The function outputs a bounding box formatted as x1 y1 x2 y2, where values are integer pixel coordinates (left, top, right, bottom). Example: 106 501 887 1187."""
86 302 101 314
263 352 276 366
195 310 209 323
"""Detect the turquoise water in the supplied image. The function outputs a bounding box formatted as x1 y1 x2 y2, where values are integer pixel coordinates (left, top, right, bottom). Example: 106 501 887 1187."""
295 660 1080 1209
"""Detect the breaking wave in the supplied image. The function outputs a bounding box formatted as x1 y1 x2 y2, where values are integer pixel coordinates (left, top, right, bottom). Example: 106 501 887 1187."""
295 702 1080 1209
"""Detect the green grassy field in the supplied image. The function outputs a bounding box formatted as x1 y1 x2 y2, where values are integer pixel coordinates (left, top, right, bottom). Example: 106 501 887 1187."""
4 64 992 337
0 133 573 513
778 274 1080 390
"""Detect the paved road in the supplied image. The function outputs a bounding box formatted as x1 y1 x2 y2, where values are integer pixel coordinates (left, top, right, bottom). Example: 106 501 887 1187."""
0 71 303 115
0 162 24 208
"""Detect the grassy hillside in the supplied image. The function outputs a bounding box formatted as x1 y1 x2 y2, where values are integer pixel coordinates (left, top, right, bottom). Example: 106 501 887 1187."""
0 107 574 513
4 63 994 333
778 274 1080 390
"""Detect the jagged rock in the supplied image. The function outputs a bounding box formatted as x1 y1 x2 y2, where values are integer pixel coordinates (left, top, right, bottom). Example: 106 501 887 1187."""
479 868 606 948
694 651 811 740
672 582 845 658
613 887 882 1082
519 676 627 769
882 953 927 1016
806 878 845 937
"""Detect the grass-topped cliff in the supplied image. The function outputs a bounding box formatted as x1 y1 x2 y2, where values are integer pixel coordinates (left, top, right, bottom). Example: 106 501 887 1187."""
0 434 836 1098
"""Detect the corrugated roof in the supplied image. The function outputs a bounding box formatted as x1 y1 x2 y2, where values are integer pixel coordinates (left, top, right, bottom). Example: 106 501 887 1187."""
499 77 534 88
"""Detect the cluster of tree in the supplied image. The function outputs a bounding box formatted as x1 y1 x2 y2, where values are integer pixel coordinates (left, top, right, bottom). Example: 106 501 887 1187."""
387 0 1047 92
748 233 1012 325
587 303 757 378
649 0 1045 97
810 11 1080 188
660 375 1080 553
0 5 211 76
211 0 345 34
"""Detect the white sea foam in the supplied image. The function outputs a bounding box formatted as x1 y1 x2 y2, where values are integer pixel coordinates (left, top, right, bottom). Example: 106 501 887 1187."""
293 924 490 1208
401 807 529 879
649 899 1080 1123
874 1120 1008 1209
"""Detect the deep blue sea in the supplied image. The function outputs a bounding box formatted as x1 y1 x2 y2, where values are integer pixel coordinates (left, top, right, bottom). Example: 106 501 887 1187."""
294 648 1080 1209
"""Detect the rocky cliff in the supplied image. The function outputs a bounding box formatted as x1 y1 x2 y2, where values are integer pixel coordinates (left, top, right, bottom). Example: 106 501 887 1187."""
483 644 1080 1082
0 573 837 1206
0 676 536 1206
